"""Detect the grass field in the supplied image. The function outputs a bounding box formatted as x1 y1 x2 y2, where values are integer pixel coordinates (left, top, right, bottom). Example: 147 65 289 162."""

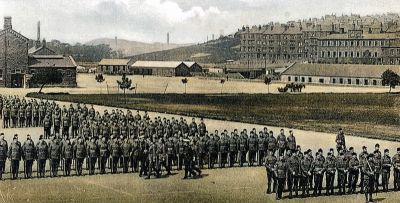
27 93 400 142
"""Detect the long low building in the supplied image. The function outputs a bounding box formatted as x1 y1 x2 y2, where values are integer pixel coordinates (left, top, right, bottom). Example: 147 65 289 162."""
281 63 400 86
130 61 191 77
98 59 132 74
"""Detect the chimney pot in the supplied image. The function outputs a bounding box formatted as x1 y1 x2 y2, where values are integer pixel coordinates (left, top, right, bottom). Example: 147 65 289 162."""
4 16 12 29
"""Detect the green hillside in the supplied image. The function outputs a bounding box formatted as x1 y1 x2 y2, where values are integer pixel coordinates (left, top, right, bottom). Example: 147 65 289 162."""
127 35 240 64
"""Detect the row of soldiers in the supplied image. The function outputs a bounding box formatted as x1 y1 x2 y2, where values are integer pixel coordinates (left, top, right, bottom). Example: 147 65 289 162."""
265 141 400 202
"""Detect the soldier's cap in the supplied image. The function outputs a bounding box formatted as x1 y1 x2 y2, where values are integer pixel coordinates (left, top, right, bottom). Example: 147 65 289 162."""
339 128 343 131
13 137 17 140
39 135 43 139
13 134 18 138
0 133 3 135
318 148 323 152
349 147 354 150
329 148 334 151
397 147 400 152
352 152 357 156
327 152 332 156
367 154 374 158
375 143 380 147
362 146 367 149
384 149 389 152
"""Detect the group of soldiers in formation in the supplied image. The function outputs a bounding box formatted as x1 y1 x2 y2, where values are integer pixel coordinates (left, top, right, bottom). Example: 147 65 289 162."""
1 96 400 202
265 129 400 202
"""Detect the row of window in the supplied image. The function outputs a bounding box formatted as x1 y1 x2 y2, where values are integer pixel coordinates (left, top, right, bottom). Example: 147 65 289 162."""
320 51 378 58
288 76 379 85
319 40 389 47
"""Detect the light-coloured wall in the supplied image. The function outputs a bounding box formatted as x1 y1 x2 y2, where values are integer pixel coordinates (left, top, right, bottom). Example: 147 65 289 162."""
281 74 383 86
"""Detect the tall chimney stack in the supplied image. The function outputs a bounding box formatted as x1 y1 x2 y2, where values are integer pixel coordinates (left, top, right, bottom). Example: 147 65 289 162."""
37 21 41 42
167 32 170 45
4 16 12 29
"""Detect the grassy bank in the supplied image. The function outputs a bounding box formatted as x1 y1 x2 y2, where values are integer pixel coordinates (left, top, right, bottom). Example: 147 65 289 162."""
27 92 400 141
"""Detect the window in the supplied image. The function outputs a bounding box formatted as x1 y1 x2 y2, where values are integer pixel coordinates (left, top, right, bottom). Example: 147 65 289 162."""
308 77 312 83
332 78 336 84
356 79 360 85
319 78 324 83
295 77 298 82
348 79 352 84
364 79 369 85
339 78 343 84
301 77 305 82
288 76 291 82
373 80 377 86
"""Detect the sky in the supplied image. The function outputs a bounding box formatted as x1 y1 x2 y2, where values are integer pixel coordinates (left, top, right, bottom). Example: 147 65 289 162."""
0 0 400 44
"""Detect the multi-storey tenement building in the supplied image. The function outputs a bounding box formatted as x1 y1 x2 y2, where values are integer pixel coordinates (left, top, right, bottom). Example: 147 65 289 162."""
239 13 400 67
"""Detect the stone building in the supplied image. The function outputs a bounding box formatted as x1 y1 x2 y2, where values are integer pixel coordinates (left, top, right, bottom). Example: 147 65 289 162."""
98 59 132 74
239 13 400 67
281 63 400 86
0 16 77 88
131 61 191 77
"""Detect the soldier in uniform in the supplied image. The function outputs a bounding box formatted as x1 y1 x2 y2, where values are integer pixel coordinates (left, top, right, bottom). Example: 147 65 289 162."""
382 149 391 192
207 135 218 169
287 150 300 198
348 152 360 194
74 137 86 176
218 133 229 168
267 131 277 156
313 151 325 196
3 103 10 128
62 112 70 137
22 135 35 178
43 114 51 139
139 137 149 177
109 136 121 174
62 138 74 176
146 139 160 179
9 135 22 179
335 128 346 152
98 137 109 174
87 137 99 175
0 134 8 179
286 130 296 153
274 156 287 200
336 150 348 195
228 132 238 167
324 152 336 196
300 150 312 197
49 136 61 177
198 118 206 137
359 146 368 193
372 150 382 193
392 148 400 191
264 150 277 194
277 129 286 157
248 132 257 167
362 154 375 203
238 132 248 167
36 135 47 178
165 137 175 172
53 111 61 135
257 131 267 166
122 137 132 173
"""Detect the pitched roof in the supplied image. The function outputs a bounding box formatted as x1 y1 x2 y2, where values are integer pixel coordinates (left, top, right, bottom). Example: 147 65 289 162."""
132 61 186 68
28 55 77 68
183 61 196 67
98 59 130 66
28 46 56 55
0 28 29 41
281 63 400 78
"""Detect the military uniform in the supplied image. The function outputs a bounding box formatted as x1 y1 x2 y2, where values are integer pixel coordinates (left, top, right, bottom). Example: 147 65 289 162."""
109 138 121 174
207 137 218 169
62 140 74 176
228 135 238 167
324 155 336 195
0 138 8 179
274 158 287 200
359 151 368 193
258 134 267 166
335 132 346 151
362 157 374 203
122 139 132 173
382 153 391 192
287 154 300 198
267 134 277 156
87 139 99 175
218 135 229 168
287 134 296 152
43 116 51 139
300 153 313 197
146 142 160 179
22 139 35 178
36 139 48 177
392 153 400 191
49 138 61 177
277 133 286 157
98 138 109 174
373 154 382 193
74 140 86 176
347 155 360 194
312 155 325 196
264 152 277 194
131 138 140 172
238 135 248 167
248 135 257 167
336 154 348 194
9 139 22 179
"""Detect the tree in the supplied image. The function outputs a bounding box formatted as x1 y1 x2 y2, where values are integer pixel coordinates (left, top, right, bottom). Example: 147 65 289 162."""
264 77 272 94
382 69 400 93
181 78 188 94
95 73 105 94
29 69 63 93
117 73 134 104
220 79 225 94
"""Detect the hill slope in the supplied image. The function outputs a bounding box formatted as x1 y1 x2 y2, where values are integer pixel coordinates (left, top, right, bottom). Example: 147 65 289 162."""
85 38 191 57
127 35 240 64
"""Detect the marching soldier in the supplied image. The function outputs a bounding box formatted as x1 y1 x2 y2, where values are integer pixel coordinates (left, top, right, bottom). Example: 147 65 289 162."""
9 135 22 179
362 154 375 203
0 134 8 180
382 149 391 192
348 152 360 194
313 151 325 196
87 137 99 175
74 137 86 176
324 152 336 196
22 135 35 178
62 138 74 176
274 156 287 200
264 150 277 194
277 129 286 157
49 136 61 177
335 128 346 152
392 148 400 191
36 135 47 178
98 137 109 174
336 150 348 195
